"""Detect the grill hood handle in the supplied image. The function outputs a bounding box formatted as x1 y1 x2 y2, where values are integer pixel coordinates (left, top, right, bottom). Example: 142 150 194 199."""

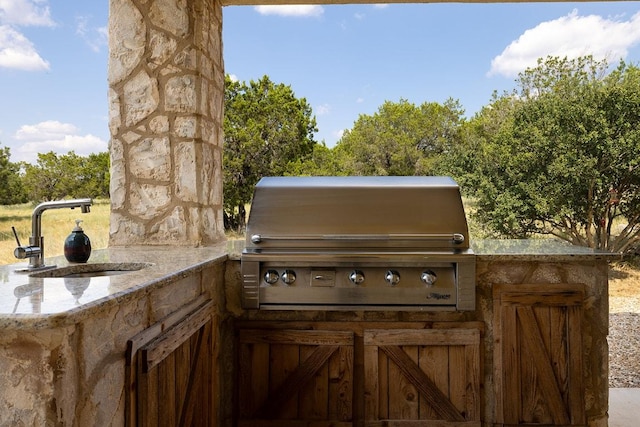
251 233 465 245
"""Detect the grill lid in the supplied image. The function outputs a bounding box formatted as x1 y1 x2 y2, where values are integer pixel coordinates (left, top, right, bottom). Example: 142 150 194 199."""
244 176 470 251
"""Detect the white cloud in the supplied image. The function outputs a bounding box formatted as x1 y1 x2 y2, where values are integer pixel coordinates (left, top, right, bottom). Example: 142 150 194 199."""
316 103 330 115
254 5 324 18
13 120 108 164
356 97 364 103
0 24 48 70
372 4 389 9
489 10 640 78
0 0 54 71
76 16 107 53
0 0 55 27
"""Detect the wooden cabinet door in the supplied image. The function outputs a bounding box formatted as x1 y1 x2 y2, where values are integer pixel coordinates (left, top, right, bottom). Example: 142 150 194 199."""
237 329 354 427
363 328 481 426
494 284 586 426
126 297 215 427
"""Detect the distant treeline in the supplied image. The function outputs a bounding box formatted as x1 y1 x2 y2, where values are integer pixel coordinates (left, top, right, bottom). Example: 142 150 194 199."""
0 150 109 204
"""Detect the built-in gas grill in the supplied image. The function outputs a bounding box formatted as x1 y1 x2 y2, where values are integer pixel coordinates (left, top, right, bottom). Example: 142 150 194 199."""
240 176 476 311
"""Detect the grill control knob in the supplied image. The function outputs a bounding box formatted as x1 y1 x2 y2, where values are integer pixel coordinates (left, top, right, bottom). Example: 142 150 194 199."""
385 270 401 286
281 269 296 285
421 270 437 287
264 270 279 285
349 270 365 285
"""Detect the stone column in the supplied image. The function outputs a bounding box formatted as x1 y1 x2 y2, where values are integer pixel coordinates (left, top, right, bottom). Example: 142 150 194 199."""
108 0 225 246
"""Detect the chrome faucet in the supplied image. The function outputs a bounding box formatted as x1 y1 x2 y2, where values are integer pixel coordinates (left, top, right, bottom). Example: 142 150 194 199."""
13 198 93 271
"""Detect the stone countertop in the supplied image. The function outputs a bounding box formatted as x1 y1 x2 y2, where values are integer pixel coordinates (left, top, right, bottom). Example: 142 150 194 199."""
5 239 614 329
472 239 621 261
228 238 620 262
0 243 229 329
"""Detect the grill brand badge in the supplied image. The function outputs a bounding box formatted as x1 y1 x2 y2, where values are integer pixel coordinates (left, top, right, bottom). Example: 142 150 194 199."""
427 292 452 301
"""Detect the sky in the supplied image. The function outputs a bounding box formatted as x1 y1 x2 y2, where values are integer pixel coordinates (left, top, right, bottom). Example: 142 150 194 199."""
1 1 640 164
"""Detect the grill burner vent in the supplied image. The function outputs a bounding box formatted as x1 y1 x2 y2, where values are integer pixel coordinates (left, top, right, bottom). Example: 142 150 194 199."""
241 176 476 311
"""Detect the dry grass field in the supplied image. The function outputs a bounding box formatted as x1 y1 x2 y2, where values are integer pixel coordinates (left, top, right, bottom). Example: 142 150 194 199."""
610 261 640 312
0 199 110 265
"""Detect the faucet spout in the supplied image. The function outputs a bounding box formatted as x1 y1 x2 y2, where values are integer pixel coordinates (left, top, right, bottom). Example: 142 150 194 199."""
15 198 93 271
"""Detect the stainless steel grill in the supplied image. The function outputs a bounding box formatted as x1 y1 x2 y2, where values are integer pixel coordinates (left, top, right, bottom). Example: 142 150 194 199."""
240 176 476 311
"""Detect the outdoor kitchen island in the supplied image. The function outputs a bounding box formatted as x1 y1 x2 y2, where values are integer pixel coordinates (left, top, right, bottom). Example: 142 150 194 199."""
0 240 616 426
226 238 617 427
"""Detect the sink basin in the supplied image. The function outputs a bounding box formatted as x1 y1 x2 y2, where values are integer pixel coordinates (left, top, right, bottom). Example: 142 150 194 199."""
29 262 153 278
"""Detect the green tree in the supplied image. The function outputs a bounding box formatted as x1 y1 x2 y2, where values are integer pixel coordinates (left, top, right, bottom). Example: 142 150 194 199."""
0 146 26 204
285 142 344 176
334 98 465 176
21 151 110 202
223 75 318 231
446 92 521 191
470 56 640 253
79 152 110 198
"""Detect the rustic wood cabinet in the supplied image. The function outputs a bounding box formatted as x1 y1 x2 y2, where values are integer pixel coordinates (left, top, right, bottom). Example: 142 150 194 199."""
126 297 216 427
493 284 586 426
364 328 481 425
237 328 354 426
236 323 482 426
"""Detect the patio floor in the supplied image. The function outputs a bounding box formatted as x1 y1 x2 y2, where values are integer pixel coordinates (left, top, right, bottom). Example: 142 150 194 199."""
609 388 640 426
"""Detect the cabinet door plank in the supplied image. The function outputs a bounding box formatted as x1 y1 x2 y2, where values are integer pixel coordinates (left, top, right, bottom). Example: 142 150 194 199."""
419 344 449 419
364 343 380 421
299 344 330 419
174 338 191 419
501 304 521 424
269 343 300 419
329 345 354 421
567 305 586 425
464 339 481 420
158 351 177 426
179 321 211 427
448 344 466 416
389 345 419 420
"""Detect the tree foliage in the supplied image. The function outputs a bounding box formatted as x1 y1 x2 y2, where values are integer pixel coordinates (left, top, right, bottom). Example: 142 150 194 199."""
467 56 640 252
223 75 318 231
334 98 465 176
0 146 26 204
21 151 110 202
285 143 345 176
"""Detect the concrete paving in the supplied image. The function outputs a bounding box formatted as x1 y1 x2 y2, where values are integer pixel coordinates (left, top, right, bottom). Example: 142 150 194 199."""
609 388 640 427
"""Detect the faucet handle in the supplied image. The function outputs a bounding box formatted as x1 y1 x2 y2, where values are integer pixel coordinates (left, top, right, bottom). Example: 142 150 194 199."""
12 226 22 247
14 246 41 259
12 226 41 259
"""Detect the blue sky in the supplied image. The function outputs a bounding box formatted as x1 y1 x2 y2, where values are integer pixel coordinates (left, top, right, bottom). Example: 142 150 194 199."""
1 1 640 164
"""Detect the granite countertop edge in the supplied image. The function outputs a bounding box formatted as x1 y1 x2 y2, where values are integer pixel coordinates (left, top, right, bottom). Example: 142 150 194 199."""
471 239 622 262
0 244 229 330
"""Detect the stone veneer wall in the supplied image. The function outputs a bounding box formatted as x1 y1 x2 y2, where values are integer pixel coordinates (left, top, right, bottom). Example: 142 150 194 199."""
108 0 225 246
